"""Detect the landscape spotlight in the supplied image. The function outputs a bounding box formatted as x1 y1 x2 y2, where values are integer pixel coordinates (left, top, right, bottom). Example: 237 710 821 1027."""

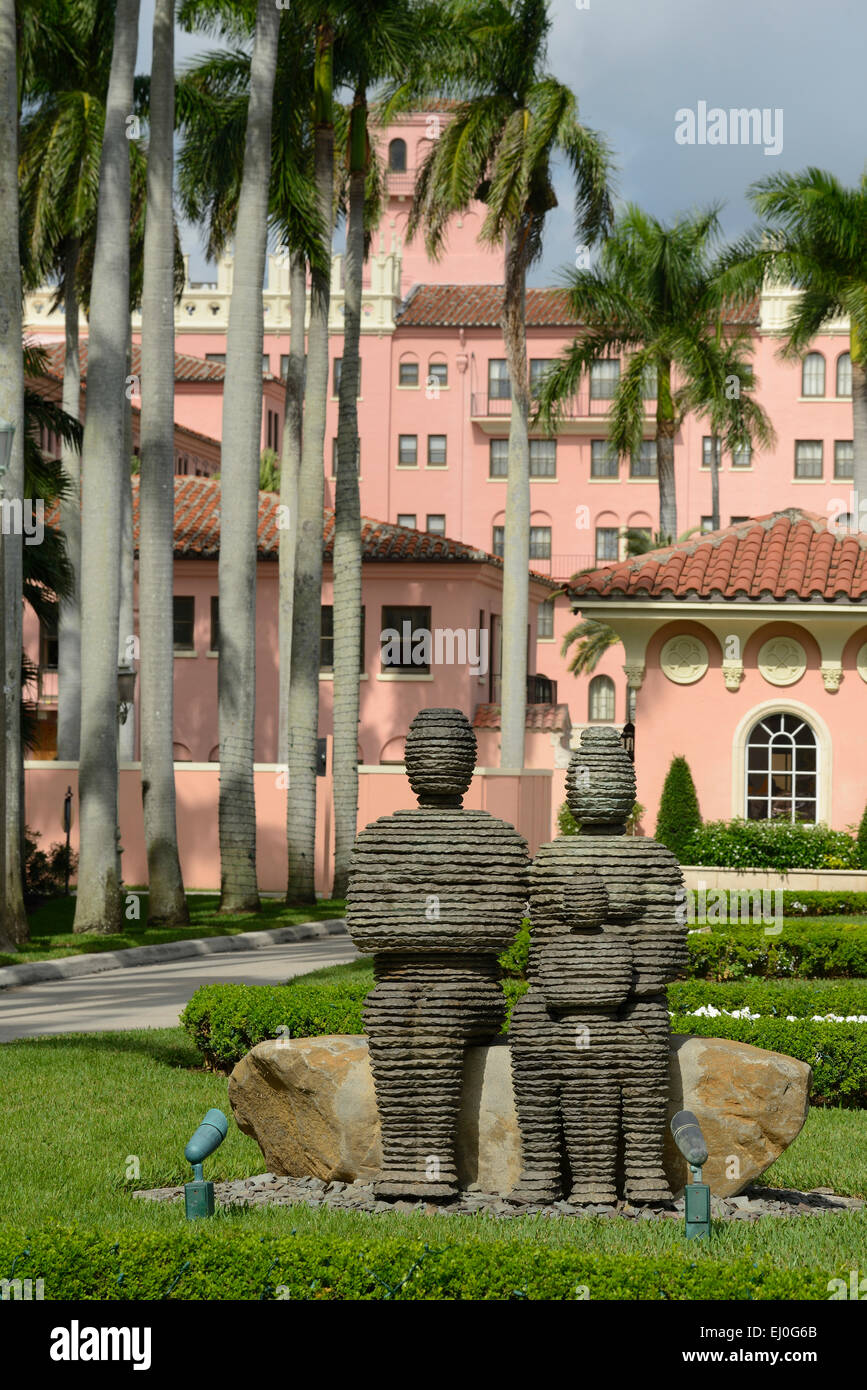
670 1109 711 1239
184 1108 228 1220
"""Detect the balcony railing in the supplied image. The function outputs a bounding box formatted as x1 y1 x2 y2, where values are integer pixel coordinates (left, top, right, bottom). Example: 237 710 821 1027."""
471 390 654 420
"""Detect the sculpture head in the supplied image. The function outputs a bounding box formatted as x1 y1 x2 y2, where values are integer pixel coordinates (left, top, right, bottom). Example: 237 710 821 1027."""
404 707 477 806
566 726 636 832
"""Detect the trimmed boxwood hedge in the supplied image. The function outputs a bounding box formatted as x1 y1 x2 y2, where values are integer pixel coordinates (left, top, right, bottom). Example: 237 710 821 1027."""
685 818 862 870
0 1226 837 1300
686 923 867 979
668 978 867 1018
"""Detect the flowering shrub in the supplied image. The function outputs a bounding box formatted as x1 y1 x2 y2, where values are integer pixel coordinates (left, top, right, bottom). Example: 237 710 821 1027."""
684 818 861 870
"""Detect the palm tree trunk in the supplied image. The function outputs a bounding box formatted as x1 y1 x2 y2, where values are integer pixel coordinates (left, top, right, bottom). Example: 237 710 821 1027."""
0 0 27 949
499 229 530 770
57 237 81 761
217 0 279 913
331 91 365 898
73 0 140 934
852 354 867 510
139 0 188 925
277 252 306 767
710 432 720 531
117 323 135 764
656 357 677 543
287 23 333 903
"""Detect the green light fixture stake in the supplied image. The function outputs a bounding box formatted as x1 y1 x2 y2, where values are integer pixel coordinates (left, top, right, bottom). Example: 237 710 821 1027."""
184 1109 228 1220
670 1110 711 1240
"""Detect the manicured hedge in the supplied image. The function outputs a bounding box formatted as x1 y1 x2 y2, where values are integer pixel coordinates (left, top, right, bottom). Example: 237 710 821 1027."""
668 978 867 1018
0 1226 836 1300
687 889 867 920
686 924 867 980
685 819 861 870
181 978 372 1070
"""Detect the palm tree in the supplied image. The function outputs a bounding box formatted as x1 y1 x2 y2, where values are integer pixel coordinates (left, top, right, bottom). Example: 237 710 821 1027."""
409 0 613 769
72 0 140 934
138 0 189 925
538 204 769 544
0 0 26 950
277 251 305 767
728 169 867 505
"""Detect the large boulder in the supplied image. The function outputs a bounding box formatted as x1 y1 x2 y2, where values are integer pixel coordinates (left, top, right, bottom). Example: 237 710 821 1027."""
229 1034 810 1198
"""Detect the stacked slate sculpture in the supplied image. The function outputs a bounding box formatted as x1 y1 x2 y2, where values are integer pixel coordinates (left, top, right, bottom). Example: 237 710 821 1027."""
509 726 687 1205
346 708 530 1198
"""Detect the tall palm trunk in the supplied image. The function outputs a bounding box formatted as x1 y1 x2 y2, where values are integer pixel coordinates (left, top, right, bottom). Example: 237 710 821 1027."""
73 0 140 934
287 23 333 903
0 0 26 949
499 229 531 770
118 324 135 763
57 236 82 761
656 357 677 542
331 91 365 898
277 252 306 766
709 432 720 531
851 346 867 510
217 0 279 913
140 0 187 924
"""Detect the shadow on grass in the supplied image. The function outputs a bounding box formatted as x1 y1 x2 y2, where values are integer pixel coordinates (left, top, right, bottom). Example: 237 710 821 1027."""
9 1026 201 1072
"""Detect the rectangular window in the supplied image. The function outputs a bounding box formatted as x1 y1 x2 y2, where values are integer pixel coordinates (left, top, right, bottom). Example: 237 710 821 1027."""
529 526 552 560
397 513 417 529
209 596 219 652
591 439 618 478
641 364 657 398
630 440 657 477
537 596 555 640
280 354 291 379
529 359 554 394
426 514 446 535
427 434 447 467
590 359 620 399
399 360 419 386
320 605 366 672
173 596 195 651
489 439 508 477
731 442 752 468
381 605 431 673
701 436 722 469
40 614 58 669
204 353 226 365
835 440 854 479
332 358 362 396
529 439 556 478
262 354 271 374
730 515 749 525
488 359 511 400
700 516 714 533
492 525 505 557
595 527 619 562
795 440 823 478
398 435 418 466
427 360 448 387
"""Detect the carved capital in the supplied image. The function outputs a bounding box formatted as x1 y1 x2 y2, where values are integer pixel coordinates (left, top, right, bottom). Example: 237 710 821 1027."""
623 661 645 691
821 663 844 692
721 661 745 691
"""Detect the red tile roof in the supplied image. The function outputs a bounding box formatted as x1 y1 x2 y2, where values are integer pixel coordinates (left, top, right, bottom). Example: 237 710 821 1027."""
397 285 760 330
473 702 571 731
35 341 280 384
125 476 535 570
568 511 867 604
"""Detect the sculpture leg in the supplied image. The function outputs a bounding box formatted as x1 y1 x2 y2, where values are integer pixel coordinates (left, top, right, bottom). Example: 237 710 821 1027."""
620 996 673 1204
561 1013 620 1205
508 991 564 1203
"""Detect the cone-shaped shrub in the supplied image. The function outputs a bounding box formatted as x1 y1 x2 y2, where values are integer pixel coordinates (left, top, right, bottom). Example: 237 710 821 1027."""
655 755 702 861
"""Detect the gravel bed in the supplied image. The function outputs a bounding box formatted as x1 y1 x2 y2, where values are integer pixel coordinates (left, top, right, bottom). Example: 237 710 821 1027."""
133 1174 865 1220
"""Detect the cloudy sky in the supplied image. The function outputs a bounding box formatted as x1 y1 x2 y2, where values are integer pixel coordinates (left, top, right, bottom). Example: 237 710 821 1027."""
137 0 866 288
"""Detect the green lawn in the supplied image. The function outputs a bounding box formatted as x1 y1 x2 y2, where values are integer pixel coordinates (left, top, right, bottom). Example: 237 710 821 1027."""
0 894 345 968
2 1023 866 1272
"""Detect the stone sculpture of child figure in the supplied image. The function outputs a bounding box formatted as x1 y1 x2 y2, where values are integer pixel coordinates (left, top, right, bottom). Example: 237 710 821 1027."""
510 725 687 1205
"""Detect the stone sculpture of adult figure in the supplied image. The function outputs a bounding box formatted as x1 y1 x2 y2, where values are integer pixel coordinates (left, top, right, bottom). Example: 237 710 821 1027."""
510 726 687 1204
346 707 530 1198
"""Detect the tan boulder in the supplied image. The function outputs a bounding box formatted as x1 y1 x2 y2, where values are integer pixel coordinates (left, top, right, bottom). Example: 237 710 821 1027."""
229 1033 810 1198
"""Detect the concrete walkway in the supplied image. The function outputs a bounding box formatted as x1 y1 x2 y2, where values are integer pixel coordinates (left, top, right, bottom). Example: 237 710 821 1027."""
0 936 359 1042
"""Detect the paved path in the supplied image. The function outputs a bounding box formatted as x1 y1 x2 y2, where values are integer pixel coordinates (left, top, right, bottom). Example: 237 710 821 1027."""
0 937 359 1042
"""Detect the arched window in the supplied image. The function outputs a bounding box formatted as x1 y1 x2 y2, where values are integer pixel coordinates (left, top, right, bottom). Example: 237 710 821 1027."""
746 712 818 823
836 351 852 398
801 352 825 397
388 138 407 173
588 674 615 722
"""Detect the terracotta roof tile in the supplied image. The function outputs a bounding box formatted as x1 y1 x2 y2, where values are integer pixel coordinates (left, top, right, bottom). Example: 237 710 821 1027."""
36 341 280 384
568 509 867 604
397 284 759 330
473 702 570 732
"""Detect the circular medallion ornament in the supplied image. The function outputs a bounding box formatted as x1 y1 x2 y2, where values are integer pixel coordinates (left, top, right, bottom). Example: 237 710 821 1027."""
758 637 807 686
660 635 709 684
856 643 867 684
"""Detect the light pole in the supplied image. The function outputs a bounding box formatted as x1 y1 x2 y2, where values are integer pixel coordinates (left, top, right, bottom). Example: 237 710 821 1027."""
0 416 16 942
